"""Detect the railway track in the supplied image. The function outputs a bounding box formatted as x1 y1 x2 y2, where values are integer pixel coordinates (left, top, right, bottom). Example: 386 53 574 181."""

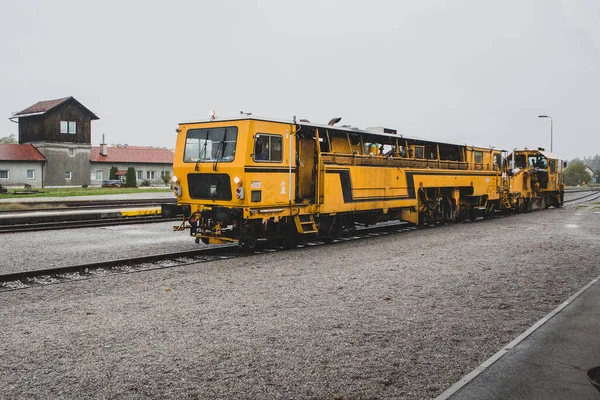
0 215 179 234
2 190 598 292
0 222 417 293
0 198 176 213
563 189 600 205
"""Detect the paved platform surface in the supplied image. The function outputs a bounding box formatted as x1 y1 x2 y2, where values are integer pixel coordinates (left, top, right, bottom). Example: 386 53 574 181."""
0 191 174 203
439 277 600 399
0 192 174 223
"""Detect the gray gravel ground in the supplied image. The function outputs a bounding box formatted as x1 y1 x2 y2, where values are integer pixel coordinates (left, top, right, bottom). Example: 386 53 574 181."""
1 203 599 399
0 221 201 274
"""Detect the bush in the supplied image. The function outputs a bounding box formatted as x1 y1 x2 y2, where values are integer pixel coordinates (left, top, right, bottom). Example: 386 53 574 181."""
162 171 172 186
125 167 137 187
82 184 89 188
109 166 119 180
24 184 32 190
141 180 151 187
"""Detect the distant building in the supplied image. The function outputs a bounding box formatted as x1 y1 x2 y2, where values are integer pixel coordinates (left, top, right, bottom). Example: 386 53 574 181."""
0 144 45 187
12 96 99 186
90 144 175 185
3 96 173 187
584 165 595 183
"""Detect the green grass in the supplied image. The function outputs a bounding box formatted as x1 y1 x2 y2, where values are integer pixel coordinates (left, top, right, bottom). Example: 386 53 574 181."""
0 187 170 199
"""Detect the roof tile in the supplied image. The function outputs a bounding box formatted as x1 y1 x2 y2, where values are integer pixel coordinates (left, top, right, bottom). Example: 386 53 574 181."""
0 144 46 162
90 146 174 164
14 96 99 119
14 97 71 116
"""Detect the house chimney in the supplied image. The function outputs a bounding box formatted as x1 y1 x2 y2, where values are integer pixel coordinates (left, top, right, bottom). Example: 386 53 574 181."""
100 134 108 156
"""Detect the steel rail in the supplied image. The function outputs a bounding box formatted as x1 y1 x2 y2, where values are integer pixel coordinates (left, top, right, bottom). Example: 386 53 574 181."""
2 208 584 293
0 246 241 293
0 215 179 234
563 190 600 205
0 222 419 293
0 198 176 214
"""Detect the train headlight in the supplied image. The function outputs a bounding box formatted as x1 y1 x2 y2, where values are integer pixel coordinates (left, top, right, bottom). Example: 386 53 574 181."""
234 176 240 184
171 176 178 183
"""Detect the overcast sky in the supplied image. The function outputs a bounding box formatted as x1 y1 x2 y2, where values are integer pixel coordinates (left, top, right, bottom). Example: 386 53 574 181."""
1 0 599 160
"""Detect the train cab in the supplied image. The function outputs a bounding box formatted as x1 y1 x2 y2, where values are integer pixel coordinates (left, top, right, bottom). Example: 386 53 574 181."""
505 148 564 210
173 116 296 248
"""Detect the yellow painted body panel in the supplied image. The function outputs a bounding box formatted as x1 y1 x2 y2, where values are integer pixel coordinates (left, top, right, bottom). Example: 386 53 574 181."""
173 119 296 220
172 116 562 245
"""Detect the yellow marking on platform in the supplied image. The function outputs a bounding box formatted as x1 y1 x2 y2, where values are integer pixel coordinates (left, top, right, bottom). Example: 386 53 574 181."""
120 208 161 217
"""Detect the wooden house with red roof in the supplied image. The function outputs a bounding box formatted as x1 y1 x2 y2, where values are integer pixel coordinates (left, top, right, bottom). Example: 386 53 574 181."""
10 96 99 186
4 96 174 187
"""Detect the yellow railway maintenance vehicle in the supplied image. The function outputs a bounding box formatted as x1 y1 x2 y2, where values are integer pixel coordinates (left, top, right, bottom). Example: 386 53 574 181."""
505 148 565 211
172 115 510 249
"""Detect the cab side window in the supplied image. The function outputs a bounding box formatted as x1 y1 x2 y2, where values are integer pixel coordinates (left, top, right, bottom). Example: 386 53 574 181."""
414 146 424 159
254 134 282 162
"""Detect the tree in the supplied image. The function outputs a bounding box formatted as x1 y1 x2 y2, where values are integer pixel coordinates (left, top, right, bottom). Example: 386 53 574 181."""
563 160 589 186
0 134 17 144
162 171 171 186
109 166 119 180
125 167 137 187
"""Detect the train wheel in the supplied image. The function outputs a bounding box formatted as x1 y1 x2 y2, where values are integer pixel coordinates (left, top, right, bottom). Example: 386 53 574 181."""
484 204 495 219
242 237 258 251
469 207 478 221
282 234 298 249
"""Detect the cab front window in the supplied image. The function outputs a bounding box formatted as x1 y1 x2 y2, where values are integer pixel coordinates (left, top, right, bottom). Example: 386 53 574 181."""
184 127 238 162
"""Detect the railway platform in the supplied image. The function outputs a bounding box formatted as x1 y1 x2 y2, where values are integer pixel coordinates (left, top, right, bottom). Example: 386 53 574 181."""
438 276 600 399
0 192 176 225
0 191 174 203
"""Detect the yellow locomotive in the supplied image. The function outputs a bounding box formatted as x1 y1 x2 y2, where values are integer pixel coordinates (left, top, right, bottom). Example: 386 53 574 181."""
505 148 565 211
171 115 563 248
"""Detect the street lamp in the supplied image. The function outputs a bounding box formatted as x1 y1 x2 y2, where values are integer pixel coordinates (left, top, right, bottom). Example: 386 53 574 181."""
538 115 553 152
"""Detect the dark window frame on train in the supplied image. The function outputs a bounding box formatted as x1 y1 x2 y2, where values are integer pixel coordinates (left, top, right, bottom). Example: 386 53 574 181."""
183 126 239 163
253 133 283 163
474 151 483 164
494 153 502 168
414 145 425 159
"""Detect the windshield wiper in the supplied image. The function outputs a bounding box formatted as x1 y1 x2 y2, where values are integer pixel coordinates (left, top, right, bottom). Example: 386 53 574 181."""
195 136 208 171
212 130 227 171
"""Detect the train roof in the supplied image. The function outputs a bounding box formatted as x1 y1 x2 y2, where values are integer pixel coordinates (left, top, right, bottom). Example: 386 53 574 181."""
511 149 562 160
178 115 502 151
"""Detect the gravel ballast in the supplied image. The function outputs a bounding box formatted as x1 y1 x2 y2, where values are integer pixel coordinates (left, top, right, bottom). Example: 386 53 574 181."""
1 204 599 399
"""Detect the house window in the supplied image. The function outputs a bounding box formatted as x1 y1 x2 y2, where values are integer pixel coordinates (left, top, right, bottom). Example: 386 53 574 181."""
65 171 72 180
146 171 155 180
68 148 75 156
0 170 9 179
137 171 143 180
27 170 35 179
96 170 103 181
60 121 77 134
